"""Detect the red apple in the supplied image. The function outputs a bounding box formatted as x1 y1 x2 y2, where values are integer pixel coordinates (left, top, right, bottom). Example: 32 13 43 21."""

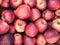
42 9 54 20
1 10 15 23
14 33 22 45
30 8 41 21
24 0 36 7
55 9 60 17
10 0 23 8
1 0 10 8
36 34 46 45
35 18 47 33
14 19 26 32
24 35 36 45
9 25 15 34
14 4 31 19
52 18 60 32
36 0 47 10
44 29 59 44
48 0 60 10
1 34 13 45
0 20 9 34
25 23 38 37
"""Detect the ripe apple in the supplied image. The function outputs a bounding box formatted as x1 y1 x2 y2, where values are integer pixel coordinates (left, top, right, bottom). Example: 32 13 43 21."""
30 8 41 21
1 34 13 45
52 18 60 32
35 18 47 33
0 20 9 34
55 9 60 17
24 35 36 45
24 0 36 7
1 0 10 8
44 29 59 44
14 33 22 45
25 23 38 37
36 34 46 45
10 0 23 8
48 0 60 10
1 10 15 23
36 0 47 10
42 9 54 20
14 19 26 32
14 4 31 19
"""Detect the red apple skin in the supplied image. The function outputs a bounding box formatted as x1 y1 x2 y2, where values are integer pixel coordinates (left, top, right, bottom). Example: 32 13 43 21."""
14 19 26 32
14 4 31 19
36 34 46 45
1 0 9 8
44 29 59 44
34 18 47 33
55 9 60 17
48 0 60 10
24 0 36 7
42 9 54 20
1 10 15 23
24 35 36 45
30 8 41 21
10 0 23 8
0 20 9 34
14 33 22 45
25 23 38 37
36 0 47 10
52 18 60 32
1 34 13 45
9 25 15 34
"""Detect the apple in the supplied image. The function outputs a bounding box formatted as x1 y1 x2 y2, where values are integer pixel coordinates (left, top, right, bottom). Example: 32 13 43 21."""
9 25 15 34
10 0 23 8
25 23 38 37
30 8 41 21
14 33 22 45
14 4 31 19
24 0 36 7
48 0 60 10
1 0 10 8
35 18 47 33
24 35 36 45
42 9 54 20
0 20 9 34
55 9 60 17
52 18 60 32
44 29 59 44
14 19 26 32
1 10 15 23
1 34 13 45
36 34 46 45
36 0 47 10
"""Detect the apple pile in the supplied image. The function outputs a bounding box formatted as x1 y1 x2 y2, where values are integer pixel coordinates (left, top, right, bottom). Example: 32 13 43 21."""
0 0 60 45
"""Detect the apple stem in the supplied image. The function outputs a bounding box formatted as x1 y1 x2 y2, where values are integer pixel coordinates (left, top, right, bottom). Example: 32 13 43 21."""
57 20 60 24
